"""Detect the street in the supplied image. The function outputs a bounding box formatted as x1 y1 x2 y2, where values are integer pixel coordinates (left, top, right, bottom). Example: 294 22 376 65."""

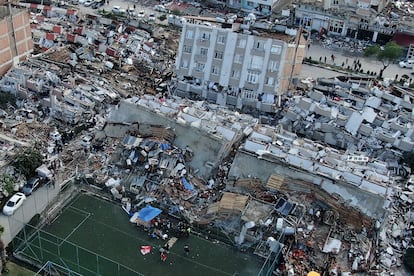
304 41 411 80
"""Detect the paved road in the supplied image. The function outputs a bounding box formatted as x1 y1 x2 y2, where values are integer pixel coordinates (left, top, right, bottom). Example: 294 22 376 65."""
305 42 412 80
0 184 60 245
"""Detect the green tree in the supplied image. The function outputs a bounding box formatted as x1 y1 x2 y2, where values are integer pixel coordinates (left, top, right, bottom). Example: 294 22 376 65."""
364 42 403 79
12 148 43 179
0 174 18 197
171 9 181 15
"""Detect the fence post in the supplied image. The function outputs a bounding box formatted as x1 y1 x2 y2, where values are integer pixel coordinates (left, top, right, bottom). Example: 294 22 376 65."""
76 246 80 273
38 230 43 260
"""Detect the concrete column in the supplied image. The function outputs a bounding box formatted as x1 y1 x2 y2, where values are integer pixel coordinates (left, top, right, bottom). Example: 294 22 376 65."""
372 31 378 43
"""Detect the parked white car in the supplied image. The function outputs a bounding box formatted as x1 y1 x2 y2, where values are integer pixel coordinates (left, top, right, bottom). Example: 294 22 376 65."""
399 60 414 69
137 10 145 18
3 192 26 216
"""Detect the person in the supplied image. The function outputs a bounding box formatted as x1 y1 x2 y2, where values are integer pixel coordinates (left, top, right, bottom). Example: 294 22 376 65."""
184 244 190 255
0 239 8 273
161 251 167 262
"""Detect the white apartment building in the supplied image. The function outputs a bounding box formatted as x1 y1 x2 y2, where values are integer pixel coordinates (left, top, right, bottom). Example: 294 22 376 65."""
174 23 305 112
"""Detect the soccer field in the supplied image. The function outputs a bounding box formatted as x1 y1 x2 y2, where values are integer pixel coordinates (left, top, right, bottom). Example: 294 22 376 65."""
14 193 263 276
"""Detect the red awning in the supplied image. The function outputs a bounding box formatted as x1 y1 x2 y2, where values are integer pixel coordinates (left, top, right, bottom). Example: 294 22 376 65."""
393 32 414 47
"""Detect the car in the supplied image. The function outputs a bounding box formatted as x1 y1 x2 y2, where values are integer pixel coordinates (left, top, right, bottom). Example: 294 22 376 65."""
154 5 169 13
78 0 88 4
112 6 126 14
127 8 136 16
84 0 93 6
22 177 43 195
399 60 414 69
137 10 145 18
91 0 104 9
148 13 156 21
3 192 26 216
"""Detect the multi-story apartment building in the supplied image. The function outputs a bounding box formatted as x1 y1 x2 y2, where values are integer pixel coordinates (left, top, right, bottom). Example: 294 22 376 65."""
0 5 33 76
206 0 275 15
295 0 395 43
174 22 306 112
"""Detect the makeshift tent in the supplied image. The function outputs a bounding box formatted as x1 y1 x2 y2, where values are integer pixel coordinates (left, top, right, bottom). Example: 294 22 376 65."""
137 205 162 222
307 272 320 276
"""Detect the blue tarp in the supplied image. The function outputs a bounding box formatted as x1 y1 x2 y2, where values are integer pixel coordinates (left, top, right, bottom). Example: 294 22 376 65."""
137 205 162 222
181 177 194 191
160 143 170 150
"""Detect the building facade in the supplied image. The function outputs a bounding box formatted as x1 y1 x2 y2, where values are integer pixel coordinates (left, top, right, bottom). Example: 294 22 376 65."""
206 0 276 15
0 6 33 76
295 0 396 43
174 23 306 112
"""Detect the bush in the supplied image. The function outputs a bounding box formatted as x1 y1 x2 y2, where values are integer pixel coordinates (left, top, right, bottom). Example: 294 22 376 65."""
159 14 167 21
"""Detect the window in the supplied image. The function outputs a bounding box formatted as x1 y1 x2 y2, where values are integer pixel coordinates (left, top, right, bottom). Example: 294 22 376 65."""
217 35 225 44
255 41 264 50
186 30 194 39
231 70 240 79
247 1 254 7
238 39 246 48
247 71 259 84
214 51 223 59
333 0 338 4
195 62 205 72
268 61 279 72
200 48 208 56
250 56 263 70
266 77 274 85
184 45 192 53
181 59 189 69
242 89 258 99
212 65 220 75
201 32 210 40
235 54 243 64
271 45 282 55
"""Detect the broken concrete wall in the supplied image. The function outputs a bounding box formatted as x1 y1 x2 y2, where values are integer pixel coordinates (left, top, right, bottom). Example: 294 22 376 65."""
230 151 386 219
108 100 231 178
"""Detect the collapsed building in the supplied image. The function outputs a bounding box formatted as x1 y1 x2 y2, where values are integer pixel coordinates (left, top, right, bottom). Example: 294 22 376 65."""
0 2 413 275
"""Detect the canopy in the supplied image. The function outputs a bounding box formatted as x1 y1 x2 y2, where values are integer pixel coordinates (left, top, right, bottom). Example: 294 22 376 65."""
137 205 162 222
